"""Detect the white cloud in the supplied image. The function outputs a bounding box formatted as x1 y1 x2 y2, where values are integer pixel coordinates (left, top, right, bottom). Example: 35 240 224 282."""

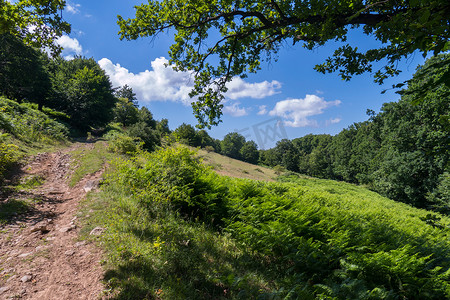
269 94 341 127
257 105 267 115
99 57 282 107
226 77 281 99
326 117 342 126
223 103 249 117
56 35 83 60
99 57 195 105
66 3 81 14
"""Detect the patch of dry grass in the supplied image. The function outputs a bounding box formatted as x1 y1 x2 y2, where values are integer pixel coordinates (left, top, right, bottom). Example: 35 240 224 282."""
196 149 277 181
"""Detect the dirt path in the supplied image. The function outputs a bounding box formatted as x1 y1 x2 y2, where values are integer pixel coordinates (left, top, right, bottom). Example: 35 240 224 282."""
0 144 106 299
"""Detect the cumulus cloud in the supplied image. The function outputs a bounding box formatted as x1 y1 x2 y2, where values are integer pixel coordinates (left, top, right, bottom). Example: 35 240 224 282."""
99 57 195 105
257 105 268 115
56 35 83 60
99 57 281 108
223 103 249 117
226 77 281 99
269 94 341 127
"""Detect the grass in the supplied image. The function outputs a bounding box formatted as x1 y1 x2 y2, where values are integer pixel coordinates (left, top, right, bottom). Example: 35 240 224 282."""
197 148 277 181
68 141 117 187
79 147 450 299
15 174 45 191
0 199 31 225
80 184 281 299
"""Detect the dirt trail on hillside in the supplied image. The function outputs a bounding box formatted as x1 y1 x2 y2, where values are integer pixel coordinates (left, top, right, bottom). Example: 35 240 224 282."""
0 144 106 299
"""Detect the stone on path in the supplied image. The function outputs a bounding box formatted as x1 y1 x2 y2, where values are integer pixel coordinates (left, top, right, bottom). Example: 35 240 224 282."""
59 226 72 233
84 180 100 193
21 275 32 283
89 227 105 236
64 250 75 256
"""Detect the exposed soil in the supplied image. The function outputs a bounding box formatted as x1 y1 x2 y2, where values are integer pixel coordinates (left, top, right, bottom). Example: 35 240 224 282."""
0 144 106 299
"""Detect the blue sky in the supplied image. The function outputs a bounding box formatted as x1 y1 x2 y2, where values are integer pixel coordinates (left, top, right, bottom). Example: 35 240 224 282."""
59 0 425 148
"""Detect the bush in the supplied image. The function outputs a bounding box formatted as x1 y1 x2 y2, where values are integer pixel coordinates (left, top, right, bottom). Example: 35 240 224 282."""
106 132 143 155
204 145 215 153
0 137 20 180
273 165 285 175
109 146 228 226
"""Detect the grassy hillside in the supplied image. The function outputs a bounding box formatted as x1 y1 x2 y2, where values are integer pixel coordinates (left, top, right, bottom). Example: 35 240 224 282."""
80 146 450 299
197 148 278 181
0 97 69 181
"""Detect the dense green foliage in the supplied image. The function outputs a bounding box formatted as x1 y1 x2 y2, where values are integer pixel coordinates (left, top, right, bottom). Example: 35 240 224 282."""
0 97 68 143
0 34 51 109
221 132 246 160
0 97 68 181
84 146 450 299
118 0 450 127
0 0 70 55
49 56 116 133
173 128 261 164
106 102 170 152
114 84 138 108
219 132 260 164
0 136 19 182
0 35 120 135
173 123 201 147
172 123 221 150
260 55 450 212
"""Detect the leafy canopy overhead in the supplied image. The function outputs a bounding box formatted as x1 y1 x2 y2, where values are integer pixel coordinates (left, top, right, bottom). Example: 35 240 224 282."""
118 0 450 128
0 0 70 55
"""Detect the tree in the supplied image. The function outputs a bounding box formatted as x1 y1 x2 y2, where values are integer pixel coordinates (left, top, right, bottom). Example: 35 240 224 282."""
50 57 116 132
156 118 171 137
275 139 298 172
137 107 157 129
173 123 200 146
240 141 259 164
114 84 138 107
113 97 139 126
0 0 71 55
127 106 161 150
196 129 215 148
221 132 246 160
118 0 450 128
0 34 51 109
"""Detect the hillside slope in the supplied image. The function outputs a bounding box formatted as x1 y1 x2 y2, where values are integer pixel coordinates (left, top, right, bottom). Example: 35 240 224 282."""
197 148 278 181
81 146 450 299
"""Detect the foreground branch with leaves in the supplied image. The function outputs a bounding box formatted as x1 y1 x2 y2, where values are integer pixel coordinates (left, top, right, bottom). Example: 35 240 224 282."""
118 0 450 127
0 0 70 55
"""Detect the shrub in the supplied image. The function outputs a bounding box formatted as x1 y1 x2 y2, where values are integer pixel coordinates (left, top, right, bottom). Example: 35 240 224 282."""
0 138 19 180
107 133 143 155
273 164 285 175
108 146 228 226
204 145 215 153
